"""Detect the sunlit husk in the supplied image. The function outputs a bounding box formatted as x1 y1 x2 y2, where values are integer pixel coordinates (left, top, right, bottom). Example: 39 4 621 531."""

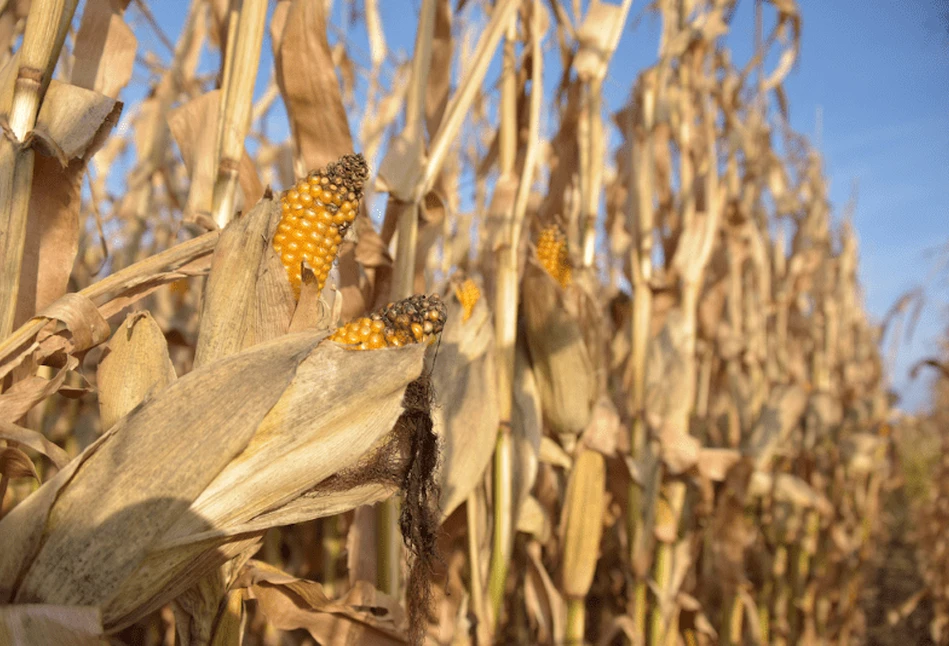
432 282 499 520
521 260 597 437
0 332 427 630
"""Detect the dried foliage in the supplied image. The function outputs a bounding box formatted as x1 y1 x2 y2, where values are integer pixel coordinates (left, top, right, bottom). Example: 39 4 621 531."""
0 1 923 645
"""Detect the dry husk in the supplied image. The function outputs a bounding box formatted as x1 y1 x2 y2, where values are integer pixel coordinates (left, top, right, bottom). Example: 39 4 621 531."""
96 311 176 431
0 331 429 631
521 260 596 436
432 282 499 520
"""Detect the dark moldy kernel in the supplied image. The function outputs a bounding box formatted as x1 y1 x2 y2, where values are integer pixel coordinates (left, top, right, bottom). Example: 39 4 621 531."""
329 294 448 350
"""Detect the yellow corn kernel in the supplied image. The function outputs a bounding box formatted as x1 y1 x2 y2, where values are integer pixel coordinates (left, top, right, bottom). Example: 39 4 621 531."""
328 294 448 351
537 224 572 288
453 277 480 322
273 153 369 298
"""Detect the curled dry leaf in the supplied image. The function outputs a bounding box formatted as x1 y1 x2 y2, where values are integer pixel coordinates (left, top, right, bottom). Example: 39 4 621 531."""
539 436 572 470
0 331 430 631
841 432 886 476
234 560 407 645
0 420 70 469
96 311 176 431
573 0 631 83
0 446 39 482
524 539 566 645
3 76 121 329
521 261 596 436
433 281 499 520
271 0 353 172
167 91 262 223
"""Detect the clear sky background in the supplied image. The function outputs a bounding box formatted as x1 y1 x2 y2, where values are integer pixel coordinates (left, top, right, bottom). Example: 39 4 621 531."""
138 0 949 411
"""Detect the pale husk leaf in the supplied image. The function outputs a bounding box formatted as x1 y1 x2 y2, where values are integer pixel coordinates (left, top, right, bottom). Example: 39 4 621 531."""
3 333 322 609
521 261 596 435
434 286 499 520
96 311 176 431
512 339 542 516
0 605 105 646
193 197 281 367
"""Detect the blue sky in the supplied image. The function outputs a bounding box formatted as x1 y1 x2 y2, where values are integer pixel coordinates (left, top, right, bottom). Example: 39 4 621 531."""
138 1 949 410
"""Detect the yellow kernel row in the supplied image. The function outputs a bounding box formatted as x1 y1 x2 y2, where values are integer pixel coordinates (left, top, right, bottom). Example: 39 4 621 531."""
537 224 572 288
272 153 368 298
328 294 448 351
453 277 481 322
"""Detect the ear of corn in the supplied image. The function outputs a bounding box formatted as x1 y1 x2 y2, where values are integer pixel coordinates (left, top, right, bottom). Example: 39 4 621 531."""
537 224 572 288
272 153 369 297
453 277 481 322
328 294 448 350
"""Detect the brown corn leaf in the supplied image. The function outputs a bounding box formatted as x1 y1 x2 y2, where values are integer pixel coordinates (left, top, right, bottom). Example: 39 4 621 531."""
0 420 70 469
559 449 607 598
167 91 263 223
235 560 406 645
0 357 78 424
0 446 38 482
425 0 452 138
695 448 742 482
434 282 499 520
96 311 176 431
0 605 105 646
12 80 120 329
71 0 136 99
658 421 702 476
271 0 353 172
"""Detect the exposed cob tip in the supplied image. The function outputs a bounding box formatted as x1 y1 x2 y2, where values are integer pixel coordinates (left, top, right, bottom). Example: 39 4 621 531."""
273 153 370 298
329 294 448 350
537 223 572 288
452 276 481 322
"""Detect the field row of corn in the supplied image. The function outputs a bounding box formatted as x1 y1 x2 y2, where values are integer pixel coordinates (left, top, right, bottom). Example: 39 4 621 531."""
0 0 904 644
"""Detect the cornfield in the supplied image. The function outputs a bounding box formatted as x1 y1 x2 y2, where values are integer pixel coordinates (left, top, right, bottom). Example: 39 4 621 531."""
0 0 934 645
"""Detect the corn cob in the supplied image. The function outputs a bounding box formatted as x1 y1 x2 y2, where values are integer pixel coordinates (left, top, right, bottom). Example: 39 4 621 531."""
329 294 448 350
453 277 480 322
272 153 369 297
537 224 572 288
